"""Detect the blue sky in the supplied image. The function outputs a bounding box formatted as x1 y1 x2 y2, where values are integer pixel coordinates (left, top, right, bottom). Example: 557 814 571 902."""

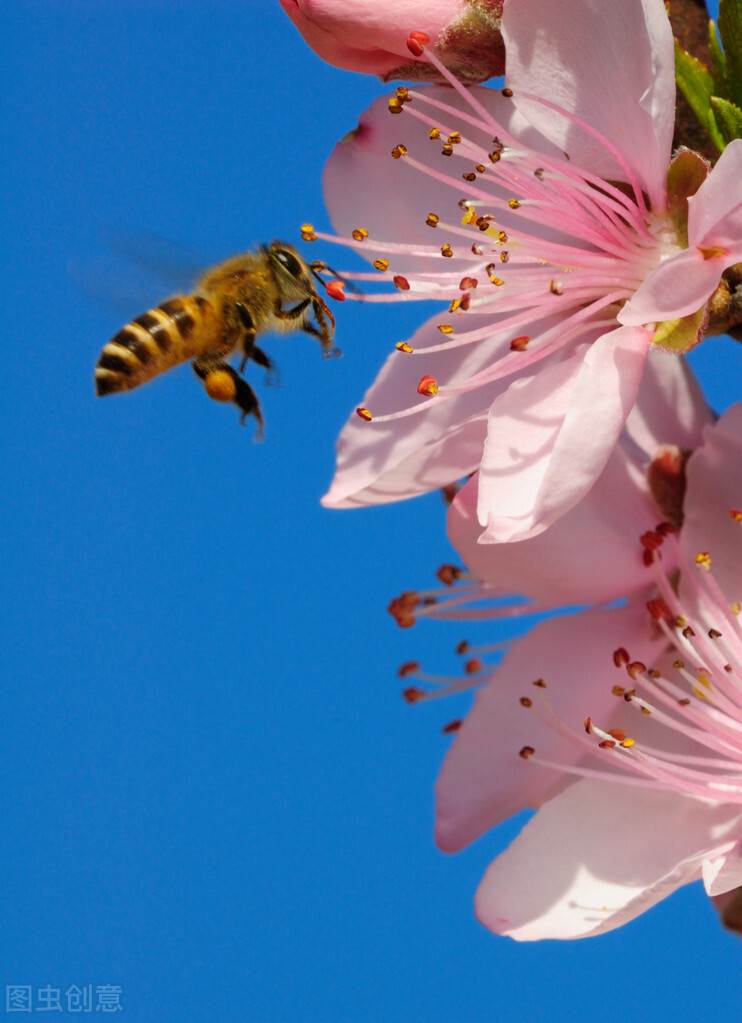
2 2 739 1021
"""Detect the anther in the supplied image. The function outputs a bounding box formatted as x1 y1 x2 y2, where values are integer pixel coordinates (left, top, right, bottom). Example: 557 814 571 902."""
682 625 696 639
462 172 477 182
403 686 425 703
393 275 411 290
613 647 630 668
695 551 712 571
406 31 430 57
549 280 564 295
395 341 414 354
351 227 369 242
300 223 317 241
325 280 346 301
620 738 636 748
447 132 462 145
608 729 626 742
507 199 521 209
730 508 742 522
440 243 454 257
441 144 454 157
417 375 439 397
465 658 483 674
534 168 545 180
532 679 547 688
498 230 509 243
627 661 646 680
647 598 670 621
474 163 486 174
708 628 723 639
388 96 404 115
698 245 728 260
584 716 593 733
442 719 463 734
519 746 535 760
373 258 390 272
471 243 484 255
510 335 530 352
425 213 440 228
396 86 410 102
398 661 420 677
437 323 454 334
391 144 408 159
459 276 478 290
428 127 441 140
501 87 513 98
455 640 469 655
436 564 462 586
612 685 626 696
499 251 510 264
599 739 616 749
519 697 533 708
488 150 501 163
356 407 373 422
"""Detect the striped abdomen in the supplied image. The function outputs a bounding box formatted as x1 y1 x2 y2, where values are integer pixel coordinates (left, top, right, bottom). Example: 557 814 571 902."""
95 296 219 397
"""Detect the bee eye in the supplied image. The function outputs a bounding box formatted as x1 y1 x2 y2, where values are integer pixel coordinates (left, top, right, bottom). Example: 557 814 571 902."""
274 248 303 278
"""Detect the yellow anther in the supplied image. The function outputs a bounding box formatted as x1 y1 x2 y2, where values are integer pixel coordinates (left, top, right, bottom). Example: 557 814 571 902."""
697 670 712 689
395 341 414 354
447 132 462 145
732 601 742 616
425 213 440 228
695 551 712 571
441 144 454 157
373 258 390 272
475 163 486 174
388 97 404 115
300 223 317 242
620 738 636 749
440 243 453 257
391 144 408 159
428 127 441 140
508 198 521 209
498 230 509 243
437 323 454 334
351 227 369 242
355 407 373 422
461 208 478 226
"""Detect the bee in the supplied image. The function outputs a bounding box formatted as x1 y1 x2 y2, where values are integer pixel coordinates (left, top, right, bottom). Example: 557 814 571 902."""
94 242 341 432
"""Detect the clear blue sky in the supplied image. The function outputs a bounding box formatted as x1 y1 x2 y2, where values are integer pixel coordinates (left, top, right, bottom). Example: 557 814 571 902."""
2 2 739 1021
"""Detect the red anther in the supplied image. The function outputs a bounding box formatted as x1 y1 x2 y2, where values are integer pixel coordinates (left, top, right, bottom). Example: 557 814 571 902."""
403 686 425 703
613 647 630 668
458 293 471 311
623 688 637 701
646 598 670 621
459 276 478 291
682 625 696 639
583 716 593 734
612 685 626 696
442 719 462 734
510 335 530 352
407 31 430 57
325 280 346 301
436 564 462 586
393 274 411 291
356 407 373 422
532 678 547 688
519 745 535 760
455 640 469 655
465 658 483 674
730 508 742 522
627 661 646 680
398 661 420 678
417 374 439 397
643 548 655 567
598 739 616 749
640 530 662 550
519 696 533 708
608 728 627 742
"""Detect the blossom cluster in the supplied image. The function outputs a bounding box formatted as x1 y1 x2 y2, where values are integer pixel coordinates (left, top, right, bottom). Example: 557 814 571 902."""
281 0 742 939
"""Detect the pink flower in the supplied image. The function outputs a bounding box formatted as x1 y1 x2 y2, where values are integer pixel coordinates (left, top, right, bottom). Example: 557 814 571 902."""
316 0 742 544
278 0 505 83
431 405 742 940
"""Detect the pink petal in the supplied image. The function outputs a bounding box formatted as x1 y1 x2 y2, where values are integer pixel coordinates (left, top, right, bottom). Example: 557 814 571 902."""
449 450 660 605
688 139 742 249
323 86 560 267
502 0 674 208
680 404 742 609
619 248 732 325
624 347 713 457
478 326 649 542
435 602 664 852
475 780 742 940
703 841 742 897
279 0 464 77
322 312 560 508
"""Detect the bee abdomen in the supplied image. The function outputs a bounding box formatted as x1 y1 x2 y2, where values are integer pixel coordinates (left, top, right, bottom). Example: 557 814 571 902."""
95 295 217 397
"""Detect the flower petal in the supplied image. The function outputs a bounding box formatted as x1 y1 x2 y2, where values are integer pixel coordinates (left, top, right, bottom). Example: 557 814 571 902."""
680 404 742 608
435 602 663 852
475 780 742 940
502 0 674 207
688 139 742 249
478 326 649 542
322 312 560 508
624 347 713 457
449 450 659 605
619 248 731 326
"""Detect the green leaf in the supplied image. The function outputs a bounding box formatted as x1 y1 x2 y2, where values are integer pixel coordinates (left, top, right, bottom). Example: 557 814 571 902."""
711 95 742 142
652 306 708 354
674 42 726 151
719 0 742 106
708 19 728 94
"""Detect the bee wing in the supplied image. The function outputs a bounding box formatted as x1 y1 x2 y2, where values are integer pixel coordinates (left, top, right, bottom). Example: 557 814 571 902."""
69 228 206 319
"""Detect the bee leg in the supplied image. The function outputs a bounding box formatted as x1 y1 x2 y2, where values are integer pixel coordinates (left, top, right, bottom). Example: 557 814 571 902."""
236 302 257 373
303 315 341 359
273 297 311 322
192 357 264 436
249 345 280 386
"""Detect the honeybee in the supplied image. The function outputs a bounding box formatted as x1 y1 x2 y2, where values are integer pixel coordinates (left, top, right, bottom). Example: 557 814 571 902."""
94 242 341 432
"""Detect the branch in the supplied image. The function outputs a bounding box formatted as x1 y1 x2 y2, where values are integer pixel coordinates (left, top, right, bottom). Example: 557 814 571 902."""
668 0 718 159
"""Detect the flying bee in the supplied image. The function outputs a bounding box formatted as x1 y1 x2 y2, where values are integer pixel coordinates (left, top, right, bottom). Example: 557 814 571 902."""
94 242 344 432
